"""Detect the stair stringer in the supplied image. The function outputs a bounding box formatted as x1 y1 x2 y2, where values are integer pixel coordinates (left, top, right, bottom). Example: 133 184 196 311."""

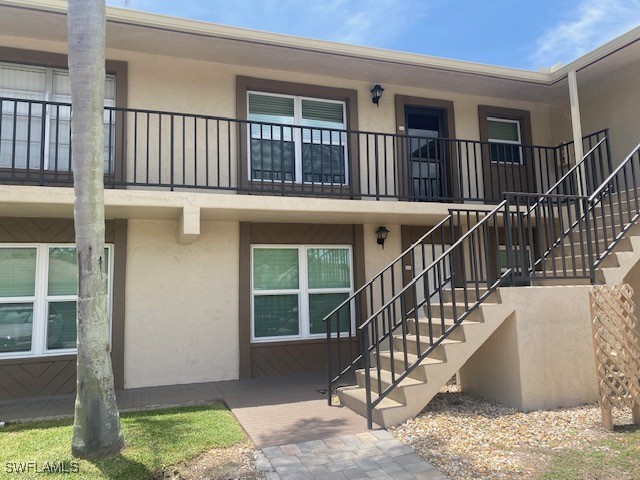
338 300 515 428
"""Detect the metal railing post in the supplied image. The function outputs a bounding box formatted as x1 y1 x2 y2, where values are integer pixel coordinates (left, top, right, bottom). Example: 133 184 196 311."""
170 114 175 191
362 325 373 430
584 197 595 283
326 314 333 406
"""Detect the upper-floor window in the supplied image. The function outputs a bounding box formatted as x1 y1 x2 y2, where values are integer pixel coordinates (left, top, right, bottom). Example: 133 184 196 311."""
247 92 348 185
487 117 523 165
0 62 116 172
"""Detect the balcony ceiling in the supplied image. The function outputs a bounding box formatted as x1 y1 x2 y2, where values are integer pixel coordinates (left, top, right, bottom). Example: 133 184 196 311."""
0 1 638 105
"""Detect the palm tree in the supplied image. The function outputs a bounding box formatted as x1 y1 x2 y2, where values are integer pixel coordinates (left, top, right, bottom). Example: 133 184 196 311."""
67 0 124 458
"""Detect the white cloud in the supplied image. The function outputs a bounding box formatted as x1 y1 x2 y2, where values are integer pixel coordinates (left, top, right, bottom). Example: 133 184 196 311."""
531 0 640 67
115 0 430 48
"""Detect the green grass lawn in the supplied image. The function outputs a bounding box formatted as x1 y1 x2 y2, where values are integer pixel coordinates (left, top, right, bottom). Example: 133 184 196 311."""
542 426 640 480
0 403 246 480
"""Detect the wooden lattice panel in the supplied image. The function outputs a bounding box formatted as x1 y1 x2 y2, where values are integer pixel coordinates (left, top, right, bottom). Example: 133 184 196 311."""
590 284 640 430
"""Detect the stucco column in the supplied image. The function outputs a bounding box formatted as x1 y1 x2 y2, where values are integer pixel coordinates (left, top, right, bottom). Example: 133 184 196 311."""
568 70 585 164
568 70 584 159
568 70 588 199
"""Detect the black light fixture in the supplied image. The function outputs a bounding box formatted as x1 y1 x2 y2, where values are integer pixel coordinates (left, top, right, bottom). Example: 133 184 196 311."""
371 84 384 106
376 226 389 249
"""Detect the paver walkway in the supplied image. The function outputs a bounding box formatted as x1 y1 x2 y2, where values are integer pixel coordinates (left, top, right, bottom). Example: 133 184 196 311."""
256 430 446 480
0 372 448 478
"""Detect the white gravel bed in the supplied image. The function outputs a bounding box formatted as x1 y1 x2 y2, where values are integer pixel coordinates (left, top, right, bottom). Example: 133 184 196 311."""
389 385 634 480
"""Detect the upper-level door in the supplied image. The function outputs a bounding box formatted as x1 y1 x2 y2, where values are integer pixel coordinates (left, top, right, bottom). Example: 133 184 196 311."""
405 106 448 200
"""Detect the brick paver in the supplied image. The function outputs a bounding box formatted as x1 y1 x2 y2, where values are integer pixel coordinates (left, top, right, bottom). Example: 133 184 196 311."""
0 372 448 479
0 372 367 447
256 430 448 480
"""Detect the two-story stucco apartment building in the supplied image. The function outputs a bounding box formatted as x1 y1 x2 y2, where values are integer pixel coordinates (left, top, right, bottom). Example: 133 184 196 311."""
1 0 639 427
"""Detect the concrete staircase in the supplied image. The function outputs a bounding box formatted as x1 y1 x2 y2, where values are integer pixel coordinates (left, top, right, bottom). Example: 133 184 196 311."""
330 140 640 429
337 289 515 428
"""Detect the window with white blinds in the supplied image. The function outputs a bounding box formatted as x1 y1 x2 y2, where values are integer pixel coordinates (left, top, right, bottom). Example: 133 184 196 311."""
487 117 523 165
0 244 113 359
251 245 353 341
247 91 348 184
0 62 116 172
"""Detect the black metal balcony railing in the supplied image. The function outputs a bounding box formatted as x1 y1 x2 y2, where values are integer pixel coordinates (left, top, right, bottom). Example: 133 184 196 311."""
0 97 609 203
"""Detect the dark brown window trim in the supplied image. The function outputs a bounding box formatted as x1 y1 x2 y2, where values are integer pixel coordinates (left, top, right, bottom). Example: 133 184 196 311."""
238 222 365 379
0 46 128 109
0 354 76 366
235 76 360 197
394 95 459 199
251 338 355 348
0 46 129 187
0 218 127 391
478 105 534 202
478 105 532 147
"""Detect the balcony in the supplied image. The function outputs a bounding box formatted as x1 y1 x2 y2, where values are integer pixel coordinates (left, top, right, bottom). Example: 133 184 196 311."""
0 97 609 204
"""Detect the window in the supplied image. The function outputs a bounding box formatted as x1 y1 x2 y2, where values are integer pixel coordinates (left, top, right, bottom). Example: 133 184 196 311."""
0 62 116 172
487 117 523 165
0 244 113 359
251 245 353 341
247 92 348 184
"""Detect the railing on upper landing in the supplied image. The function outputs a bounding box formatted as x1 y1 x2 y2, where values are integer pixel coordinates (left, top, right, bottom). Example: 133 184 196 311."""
0 96 608 205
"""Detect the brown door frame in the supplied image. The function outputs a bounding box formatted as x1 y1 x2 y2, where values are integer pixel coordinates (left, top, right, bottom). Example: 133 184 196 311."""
394 95 457 200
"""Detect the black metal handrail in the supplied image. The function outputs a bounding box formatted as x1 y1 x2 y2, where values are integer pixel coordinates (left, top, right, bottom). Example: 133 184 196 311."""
501 135 610 282
356 201 511 428
504 141 640 284
343 140 639 427
504 192 591 282
588 142 640 270
542 134 609 198
0 96 607 204
325 213 456 396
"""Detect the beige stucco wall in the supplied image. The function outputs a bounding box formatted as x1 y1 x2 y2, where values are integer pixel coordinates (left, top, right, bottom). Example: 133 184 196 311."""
124 219 240 388
460 286 599 411
550 59 640 165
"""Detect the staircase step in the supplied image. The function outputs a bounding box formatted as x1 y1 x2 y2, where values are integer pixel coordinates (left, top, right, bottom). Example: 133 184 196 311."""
355 368 424 403
337 385 403 426
440 288 498 303
407 317 477 339
392 334 461 356
532 277 592 286
421 302 488 320
378 350 444 375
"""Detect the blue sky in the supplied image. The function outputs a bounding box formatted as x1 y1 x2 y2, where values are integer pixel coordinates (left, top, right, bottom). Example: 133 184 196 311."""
107 0 640 70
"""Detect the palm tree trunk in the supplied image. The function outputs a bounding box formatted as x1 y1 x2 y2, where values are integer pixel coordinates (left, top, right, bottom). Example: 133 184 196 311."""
68 0 124 458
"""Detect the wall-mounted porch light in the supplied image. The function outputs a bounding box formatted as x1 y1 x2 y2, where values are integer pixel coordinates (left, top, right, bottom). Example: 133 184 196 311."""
376 226 389 249
371 84 384 107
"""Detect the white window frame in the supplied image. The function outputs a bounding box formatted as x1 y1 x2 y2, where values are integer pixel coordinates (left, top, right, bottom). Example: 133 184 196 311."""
0 61 116 172
0 243 114 360
487 116 523 165
250 244 354 343
247 91 349 185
